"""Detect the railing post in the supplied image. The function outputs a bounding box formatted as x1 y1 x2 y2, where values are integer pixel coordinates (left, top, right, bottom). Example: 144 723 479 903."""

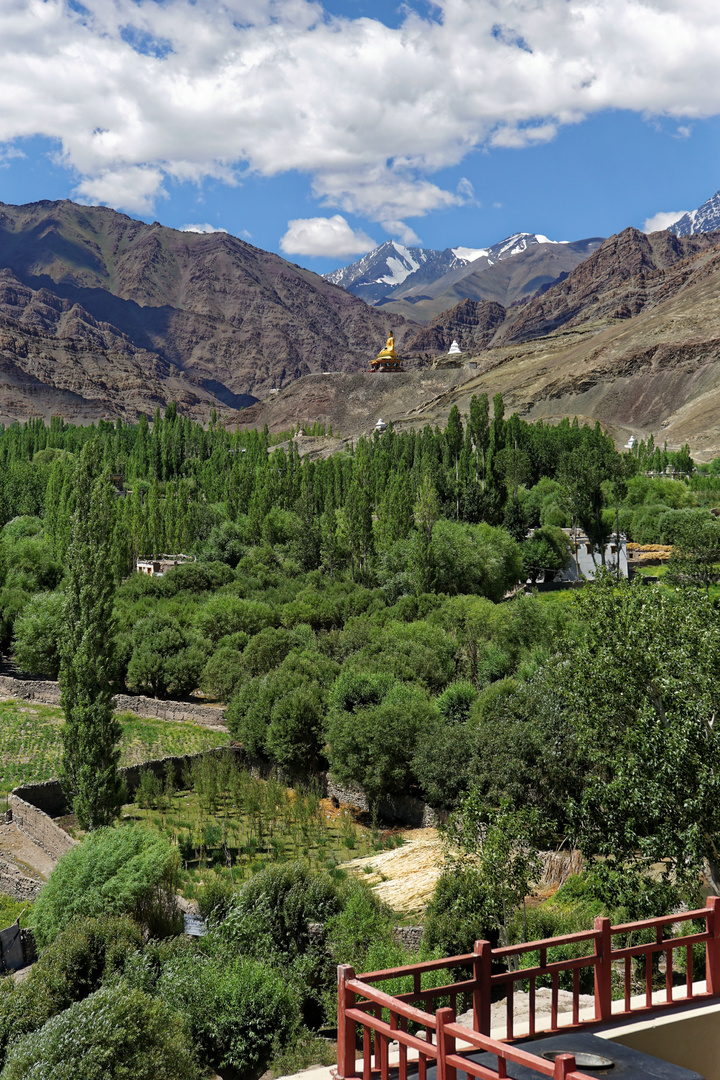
593 916 612 1021
436 1006 456 1080
553 1053 577 1080
706 896 720 997
474 940 492 1034
337 964 357 1079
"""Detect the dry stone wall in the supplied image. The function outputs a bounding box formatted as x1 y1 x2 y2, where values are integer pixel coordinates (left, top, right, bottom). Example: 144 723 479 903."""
0 859 42 903
327 777 439 828
0 676 227 729
8 795 77 860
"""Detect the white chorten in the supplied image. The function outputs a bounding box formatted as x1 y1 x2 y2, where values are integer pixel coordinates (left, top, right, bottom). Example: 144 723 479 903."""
448 340 462 356
375 418 387 433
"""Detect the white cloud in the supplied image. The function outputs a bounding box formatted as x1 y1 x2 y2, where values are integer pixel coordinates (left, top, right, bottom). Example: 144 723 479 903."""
643 210 689 232
180 223 228 233
0 144 25 167
2 0 720 228
381 220 422 246
280 215 377 257
74 166 167 215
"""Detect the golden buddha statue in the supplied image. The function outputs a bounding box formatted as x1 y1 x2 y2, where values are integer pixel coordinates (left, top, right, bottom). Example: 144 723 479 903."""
370 331 403 371
377 331 396 359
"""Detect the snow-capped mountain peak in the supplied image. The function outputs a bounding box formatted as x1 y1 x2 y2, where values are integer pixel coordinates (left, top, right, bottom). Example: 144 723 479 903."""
668 191 720 237
451 246 489 262
325 240 478 303
325 232 568 305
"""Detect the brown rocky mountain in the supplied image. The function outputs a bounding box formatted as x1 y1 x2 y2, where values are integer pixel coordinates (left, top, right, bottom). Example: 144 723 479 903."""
241 228 720 460
0 200 419 424
407 299 507 355
496 227 720 345
377 237 602 324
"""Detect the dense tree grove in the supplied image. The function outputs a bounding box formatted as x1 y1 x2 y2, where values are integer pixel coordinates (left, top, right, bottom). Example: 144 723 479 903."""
1 402 719 817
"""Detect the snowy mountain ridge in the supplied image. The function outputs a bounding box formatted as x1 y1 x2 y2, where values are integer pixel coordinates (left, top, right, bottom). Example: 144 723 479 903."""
326 232 567 305
668 190 720 237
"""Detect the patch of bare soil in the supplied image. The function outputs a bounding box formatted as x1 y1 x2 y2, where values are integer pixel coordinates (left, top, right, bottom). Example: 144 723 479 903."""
0 822 55 880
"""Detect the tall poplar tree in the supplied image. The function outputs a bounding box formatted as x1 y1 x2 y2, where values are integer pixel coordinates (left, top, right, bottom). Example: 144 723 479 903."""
60 441 122 830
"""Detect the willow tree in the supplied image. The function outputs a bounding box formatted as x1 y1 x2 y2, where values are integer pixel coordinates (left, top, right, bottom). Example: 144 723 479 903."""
60 441 122 830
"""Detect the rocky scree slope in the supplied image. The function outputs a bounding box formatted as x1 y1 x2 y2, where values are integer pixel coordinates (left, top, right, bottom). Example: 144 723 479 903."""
0 200 420 423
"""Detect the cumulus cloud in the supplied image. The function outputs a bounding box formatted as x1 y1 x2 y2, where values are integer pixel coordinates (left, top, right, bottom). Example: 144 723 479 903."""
2 0 720 229
180 223 228 233
643 210 689 232
280 215 376 257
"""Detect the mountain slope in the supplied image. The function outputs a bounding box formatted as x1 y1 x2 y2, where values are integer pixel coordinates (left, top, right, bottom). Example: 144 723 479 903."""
669 190 720 236
0 267 222 423
407 299 507 355
377 236 604 324
0 200 420 423
497 228 720 345
241 228 720 459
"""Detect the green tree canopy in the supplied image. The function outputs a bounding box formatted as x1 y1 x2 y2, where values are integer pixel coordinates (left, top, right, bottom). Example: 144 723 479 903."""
563 576 720 895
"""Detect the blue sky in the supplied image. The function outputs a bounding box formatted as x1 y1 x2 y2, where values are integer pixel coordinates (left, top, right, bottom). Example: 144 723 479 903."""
1 0 719 276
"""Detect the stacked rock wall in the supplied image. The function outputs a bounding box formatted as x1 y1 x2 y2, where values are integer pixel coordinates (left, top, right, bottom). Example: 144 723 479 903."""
8 795 77 860
0 677 226 729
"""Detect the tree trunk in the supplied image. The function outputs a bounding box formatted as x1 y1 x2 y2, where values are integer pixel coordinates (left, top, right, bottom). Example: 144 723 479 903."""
707 857 720 897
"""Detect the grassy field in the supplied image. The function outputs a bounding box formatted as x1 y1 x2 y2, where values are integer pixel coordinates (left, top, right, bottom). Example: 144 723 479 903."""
122 753 403 898
0 700 231 800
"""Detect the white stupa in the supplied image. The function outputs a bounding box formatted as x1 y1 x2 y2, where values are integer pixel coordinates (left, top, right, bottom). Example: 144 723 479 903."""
375 418 387 433
624 435 636 450
448 340 462 356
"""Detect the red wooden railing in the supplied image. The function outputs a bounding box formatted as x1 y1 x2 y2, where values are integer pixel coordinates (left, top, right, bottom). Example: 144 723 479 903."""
337 896 720 1080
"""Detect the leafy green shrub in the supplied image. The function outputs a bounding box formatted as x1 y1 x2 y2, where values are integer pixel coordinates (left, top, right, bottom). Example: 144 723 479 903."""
242 625 299 675
0 916 142 1068
435 681 478 723
154 948 299 1072
219 862 341 960
326 877 396 972
423 867 498 957
199 643 247 700
2 984 201 1080
31 825 179 949
327 678 436 813
136 767 163 810
126 614 210 698
197 876 235 923
412 716 473 810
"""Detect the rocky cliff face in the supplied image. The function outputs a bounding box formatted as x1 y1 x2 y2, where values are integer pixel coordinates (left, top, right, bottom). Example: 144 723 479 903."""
0 200 419 423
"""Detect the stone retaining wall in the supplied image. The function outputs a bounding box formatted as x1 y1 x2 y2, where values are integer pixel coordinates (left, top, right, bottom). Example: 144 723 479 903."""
0 860 42 903
114 694 226 729
393 925 424 952
8 795 78 860
0 676 60 706
327 777 439 828
0 676 227 729
12 746 249 822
